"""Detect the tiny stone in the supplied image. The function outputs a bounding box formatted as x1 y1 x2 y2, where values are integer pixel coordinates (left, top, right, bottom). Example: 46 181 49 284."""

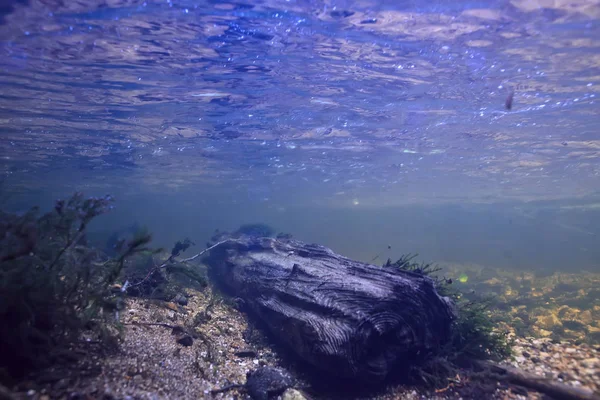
235 349 258 358
170 325 185 335
582 358 599 368
177 335 194 346
281 389 308 400
511 386 528 396
54 378 69 390
522 350 530 358
557 372 569 380
173 294 188 306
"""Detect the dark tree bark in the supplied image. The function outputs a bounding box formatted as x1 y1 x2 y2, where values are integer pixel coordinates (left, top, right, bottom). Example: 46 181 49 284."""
204 236 456 383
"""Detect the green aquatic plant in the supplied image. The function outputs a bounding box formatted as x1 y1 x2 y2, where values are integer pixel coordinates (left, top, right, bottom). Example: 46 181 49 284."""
383 253 443 276
0 193 150 384
383 254 513 387
122 236 208 301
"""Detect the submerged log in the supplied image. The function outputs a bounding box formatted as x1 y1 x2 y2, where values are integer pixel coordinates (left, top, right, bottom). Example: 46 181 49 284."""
475 360 600 400
204 235 456 383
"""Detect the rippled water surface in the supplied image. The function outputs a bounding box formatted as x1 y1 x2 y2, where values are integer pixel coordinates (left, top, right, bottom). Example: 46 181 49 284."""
1 0 599 269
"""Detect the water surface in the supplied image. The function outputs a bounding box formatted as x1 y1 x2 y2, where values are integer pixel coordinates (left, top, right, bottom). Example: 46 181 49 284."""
1 0 599 271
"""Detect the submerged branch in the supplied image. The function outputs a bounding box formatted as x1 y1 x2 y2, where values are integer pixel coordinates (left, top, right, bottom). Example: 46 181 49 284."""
475 360 600 400
210 384 245 395
179 240 231 263
126 240 231 289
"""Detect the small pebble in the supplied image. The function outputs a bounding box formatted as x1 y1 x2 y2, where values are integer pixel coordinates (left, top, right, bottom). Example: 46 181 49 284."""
234 349 258 358
173 294 188 306
177 335 194 347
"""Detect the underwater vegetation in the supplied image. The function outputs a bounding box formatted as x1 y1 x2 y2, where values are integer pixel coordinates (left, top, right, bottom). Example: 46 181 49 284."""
0 193 208 385
121 237 207 301
0 193 152 383
101 222 145 257
383 254 513 386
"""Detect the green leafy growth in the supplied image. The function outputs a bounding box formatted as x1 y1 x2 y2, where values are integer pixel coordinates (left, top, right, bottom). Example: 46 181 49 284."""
384 253 443 277
0 193 150 384
383 254 513 387
121 241 206 301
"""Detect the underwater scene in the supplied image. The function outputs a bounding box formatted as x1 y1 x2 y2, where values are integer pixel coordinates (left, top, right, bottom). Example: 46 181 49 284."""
1 0 599 399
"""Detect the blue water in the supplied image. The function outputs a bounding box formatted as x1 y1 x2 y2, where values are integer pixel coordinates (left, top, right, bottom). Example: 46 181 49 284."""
0 0 599 271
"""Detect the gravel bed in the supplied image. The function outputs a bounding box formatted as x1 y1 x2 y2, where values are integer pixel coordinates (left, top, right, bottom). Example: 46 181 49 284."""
9 289 600 400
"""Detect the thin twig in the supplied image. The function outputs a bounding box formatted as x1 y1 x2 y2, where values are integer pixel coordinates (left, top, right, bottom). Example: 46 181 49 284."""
127 240 231 289
124 321 195 336
180 240 231 263
126 259 168 288
210 383 244 395
124 322 182 330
